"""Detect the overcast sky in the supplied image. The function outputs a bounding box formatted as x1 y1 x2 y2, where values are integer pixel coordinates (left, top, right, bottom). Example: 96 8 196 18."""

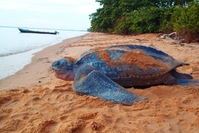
0 0 100 30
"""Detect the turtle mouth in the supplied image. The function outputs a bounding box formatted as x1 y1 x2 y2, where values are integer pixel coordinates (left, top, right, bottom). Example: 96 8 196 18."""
52 69 65 78
52 68 64 74
53 69 74 81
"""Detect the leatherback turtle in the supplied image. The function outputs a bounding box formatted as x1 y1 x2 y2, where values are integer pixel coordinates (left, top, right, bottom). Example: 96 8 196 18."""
51 44 199 105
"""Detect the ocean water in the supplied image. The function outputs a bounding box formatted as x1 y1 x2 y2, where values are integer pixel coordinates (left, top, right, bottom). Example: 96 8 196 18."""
0 27 88 80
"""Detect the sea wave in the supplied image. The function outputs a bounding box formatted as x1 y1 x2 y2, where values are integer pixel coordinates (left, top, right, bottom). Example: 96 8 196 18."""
0 47 40 57
0 40 61 57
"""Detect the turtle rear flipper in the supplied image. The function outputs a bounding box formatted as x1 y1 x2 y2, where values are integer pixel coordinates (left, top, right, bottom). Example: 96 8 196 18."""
175 79 199 86
170 69 193 79
161 72 199 86
169 69 199 86
74 69 147 105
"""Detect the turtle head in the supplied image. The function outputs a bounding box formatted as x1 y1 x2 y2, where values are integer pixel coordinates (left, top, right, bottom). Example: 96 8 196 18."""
51 57 76 81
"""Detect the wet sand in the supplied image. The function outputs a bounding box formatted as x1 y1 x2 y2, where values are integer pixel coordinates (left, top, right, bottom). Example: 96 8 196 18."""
0 33 199 132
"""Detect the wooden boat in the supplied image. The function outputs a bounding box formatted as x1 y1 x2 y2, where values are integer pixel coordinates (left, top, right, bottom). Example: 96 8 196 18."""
18 28 59 35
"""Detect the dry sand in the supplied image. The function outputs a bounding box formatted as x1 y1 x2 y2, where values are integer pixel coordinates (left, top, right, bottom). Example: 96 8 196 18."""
0 33 199 133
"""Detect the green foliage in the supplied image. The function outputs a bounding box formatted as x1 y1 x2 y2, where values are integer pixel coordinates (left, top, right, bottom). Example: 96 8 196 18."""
129 7 165 33
172 0 199 34
114 7 174 34
90 0 199 41
132 6 175 33
90 1 122 32
159 7 175 32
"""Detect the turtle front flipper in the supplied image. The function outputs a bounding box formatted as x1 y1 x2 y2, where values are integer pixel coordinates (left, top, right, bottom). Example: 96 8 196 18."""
74 66 147 105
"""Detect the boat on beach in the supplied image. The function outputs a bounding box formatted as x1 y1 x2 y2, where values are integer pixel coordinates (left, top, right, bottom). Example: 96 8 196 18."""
18 28 59 35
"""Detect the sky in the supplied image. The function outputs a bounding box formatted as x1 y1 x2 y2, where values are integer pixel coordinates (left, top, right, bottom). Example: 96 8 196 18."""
0 0 100 30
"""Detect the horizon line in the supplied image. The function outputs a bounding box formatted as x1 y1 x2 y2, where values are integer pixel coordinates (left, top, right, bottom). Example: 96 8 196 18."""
0 25 88 32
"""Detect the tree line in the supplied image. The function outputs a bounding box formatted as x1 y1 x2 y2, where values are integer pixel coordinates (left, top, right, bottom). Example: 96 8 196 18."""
89 0 199 42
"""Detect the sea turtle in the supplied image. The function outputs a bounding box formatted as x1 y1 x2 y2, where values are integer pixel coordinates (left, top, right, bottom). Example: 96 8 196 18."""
51 44 199 105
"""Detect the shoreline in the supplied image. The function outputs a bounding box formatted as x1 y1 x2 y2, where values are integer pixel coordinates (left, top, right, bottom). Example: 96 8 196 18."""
0 48 42 80
0 34 87 90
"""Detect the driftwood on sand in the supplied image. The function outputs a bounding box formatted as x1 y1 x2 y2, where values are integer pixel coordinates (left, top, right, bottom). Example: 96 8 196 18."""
160 32 180 40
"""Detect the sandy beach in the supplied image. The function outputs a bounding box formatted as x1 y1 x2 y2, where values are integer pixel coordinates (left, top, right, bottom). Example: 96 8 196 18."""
0 32 199 132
